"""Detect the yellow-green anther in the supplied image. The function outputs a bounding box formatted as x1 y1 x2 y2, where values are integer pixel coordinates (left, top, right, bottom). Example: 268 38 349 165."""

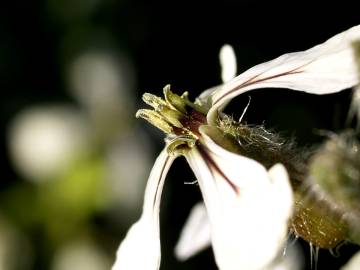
136 109 173 134
163 85 188 114
142 93 168 110
142 91 185 128
159 106 184 128
189 100 209 115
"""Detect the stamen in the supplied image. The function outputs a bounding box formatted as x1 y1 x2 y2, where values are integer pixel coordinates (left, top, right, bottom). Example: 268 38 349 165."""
136 109 173 134
184 180 198 185
159 106 184 128
163 85 188 113
142 93 167 110
239 96 251 123
309 243 320 270
137 86 207 149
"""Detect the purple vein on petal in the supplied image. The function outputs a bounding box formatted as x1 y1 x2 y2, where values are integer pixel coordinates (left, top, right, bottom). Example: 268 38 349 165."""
213 63 309 106
197 144 240 194
152 155 170 211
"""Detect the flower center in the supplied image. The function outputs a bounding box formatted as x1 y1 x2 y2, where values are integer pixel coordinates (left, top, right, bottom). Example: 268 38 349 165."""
136 85 208 155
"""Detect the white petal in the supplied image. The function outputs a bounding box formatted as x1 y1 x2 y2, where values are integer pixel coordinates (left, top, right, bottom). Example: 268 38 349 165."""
185 129 293 270
268 164 294 222
195 85 220 109
208 25 360 124
195 45 237 107
174 202 211 261
348 86 360 125
220 44 237 83
112 220 160 270
341 251 360 270
272 242 303 270
112 149 175 270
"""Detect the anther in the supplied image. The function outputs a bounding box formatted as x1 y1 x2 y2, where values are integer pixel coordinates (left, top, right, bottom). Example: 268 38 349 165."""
136 109 173 134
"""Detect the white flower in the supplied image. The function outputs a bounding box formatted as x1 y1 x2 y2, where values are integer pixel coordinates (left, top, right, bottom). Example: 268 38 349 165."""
112 25 360 270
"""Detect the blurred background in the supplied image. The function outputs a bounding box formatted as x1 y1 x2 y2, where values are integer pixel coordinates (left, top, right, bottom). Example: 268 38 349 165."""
0 0 359 269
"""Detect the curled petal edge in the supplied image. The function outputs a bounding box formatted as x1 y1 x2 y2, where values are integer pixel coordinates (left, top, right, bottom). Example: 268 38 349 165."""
208 25 360 124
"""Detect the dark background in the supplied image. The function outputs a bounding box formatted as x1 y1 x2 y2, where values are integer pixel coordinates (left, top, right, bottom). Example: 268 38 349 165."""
1 0 359 269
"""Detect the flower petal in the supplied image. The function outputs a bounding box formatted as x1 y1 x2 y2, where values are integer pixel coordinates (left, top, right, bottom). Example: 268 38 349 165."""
341 251 360 270
174 202 211 261
208 25 360 124
112 220 161 270
220 44 237 83
195 45 237 108
112 149 175 270
272 242 303 270
185 128 294 270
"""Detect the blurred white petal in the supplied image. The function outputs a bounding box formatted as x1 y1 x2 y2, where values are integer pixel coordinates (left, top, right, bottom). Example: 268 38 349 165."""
52 240 111 270
174 202 211 261
112 150 175 270
208 25 360 124
185 128 293 270
195 45 237 108
272 242 303 270
8 105 91 182
69 50 135 113
341 251 360 270
106 130 153 214
0 216 32 270
68 49 136 140
220 44 237 83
